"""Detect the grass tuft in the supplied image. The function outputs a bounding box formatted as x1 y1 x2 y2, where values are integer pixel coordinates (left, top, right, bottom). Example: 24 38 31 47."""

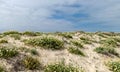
94 47 119 57
22 56 41 70
0 39 8 44
107 61 120 72
24 37 64 50
3 31 21 36
0 47 18 58
44 62 83 72
0 66 5 72
10 34 21 40
30 49 39 55
22 31 41 36
71 41 83 48
68 47 85 56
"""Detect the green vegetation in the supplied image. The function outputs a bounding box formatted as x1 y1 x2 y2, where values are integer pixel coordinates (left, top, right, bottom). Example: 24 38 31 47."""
22 56 41 70
71 41 83 48
18 47 30 53
100 38 118 47
3 31 21 36
80 37 92 44
57 33 73 39
94 47 119 57
0 35 3 38
0 66 5 72
107 61 120 72
44 62 83 72
102 32 116 36
96 32 108 38
22 31 41 36
0 39 8 43
0 31 120 72
30 49 39 55
68 47 85 56
10 34 21 40
0 47 18 58
24 37 64 50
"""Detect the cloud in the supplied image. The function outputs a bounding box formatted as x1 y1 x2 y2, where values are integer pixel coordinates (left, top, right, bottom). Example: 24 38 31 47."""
0 0 120 32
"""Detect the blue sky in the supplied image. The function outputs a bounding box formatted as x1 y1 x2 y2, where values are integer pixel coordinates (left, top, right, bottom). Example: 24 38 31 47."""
0 0 120 32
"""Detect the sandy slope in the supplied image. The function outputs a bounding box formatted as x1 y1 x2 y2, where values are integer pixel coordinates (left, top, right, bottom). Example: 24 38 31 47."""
0 32 120 72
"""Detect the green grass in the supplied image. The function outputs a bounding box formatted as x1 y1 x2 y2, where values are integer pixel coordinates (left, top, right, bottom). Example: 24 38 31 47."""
107 61 120 72
57 33 73 39
71 41 83 48
10 34 21 40
24 37 64 50
0 46 18 58
80 37 92 44
96 32 108 38
0 39 8 44
68 47 85 56
94 47 119 57
44 62 83 72
22 31 41 36
22 56 41 70
0 66 5 72
100 38 118 47
30 49 39 55
3 31 21 36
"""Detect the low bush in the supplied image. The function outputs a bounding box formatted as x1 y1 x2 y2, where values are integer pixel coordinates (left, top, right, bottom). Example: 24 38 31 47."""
0 66 5 72
10 34 21 40
30 49 39 55
24 37 64 50
22 31 38 36
71 41 83 48
0 47 18 58
3 31 21 36
58 33 72 39
96 33 108 38
68 47 85 56
0 39 8 43
94 47 119 57
44 62 82 72
100 38 118 47
80 37 92 44
107 61 120 72
22 56 41 70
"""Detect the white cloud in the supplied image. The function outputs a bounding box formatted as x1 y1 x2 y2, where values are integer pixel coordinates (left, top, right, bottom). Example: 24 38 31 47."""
0 0 120 32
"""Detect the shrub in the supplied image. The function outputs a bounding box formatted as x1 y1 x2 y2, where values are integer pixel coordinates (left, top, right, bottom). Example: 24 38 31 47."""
0 47 18 58
94 47 119 57
30 49 38 55
0 39 8 43
71 41 83 48
0 66 5 72
22 56 40 70
68 47 85 56
103 32 115 36
44 62 81 72
100 38 118 47
22 31 38 36
3 31 21 36
58 33 72 39
97 33 107 38
24 37 64 50
80 37 92 44
0 35 3 38
113 37 120 43
107 61 120 72
10 34 21 40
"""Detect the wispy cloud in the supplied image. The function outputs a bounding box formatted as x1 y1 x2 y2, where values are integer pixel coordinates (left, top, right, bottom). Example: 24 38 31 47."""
0 0 120 32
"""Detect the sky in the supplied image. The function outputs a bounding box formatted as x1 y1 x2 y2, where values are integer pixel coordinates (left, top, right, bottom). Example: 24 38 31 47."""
0 0 120 32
